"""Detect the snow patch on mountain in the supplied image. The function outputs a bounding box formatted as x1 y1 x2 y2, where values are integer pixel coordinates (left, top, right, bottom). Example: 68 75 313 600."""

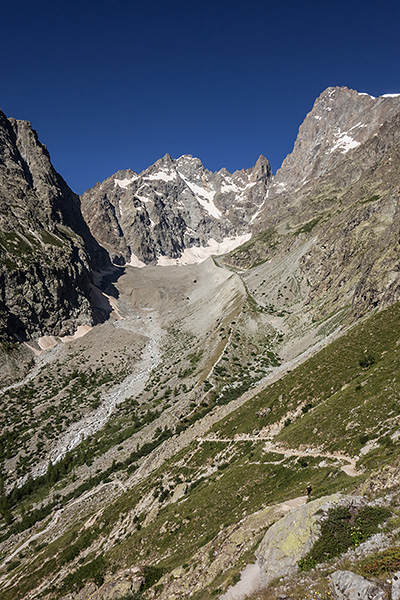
115 176 138 188
145 171 176 182
220 182 240 194
177 171 222 219
135 194 152 203
330 133 360 154
157 234 251 266
359 92 376 99
129 253 147 268
250 190 269 223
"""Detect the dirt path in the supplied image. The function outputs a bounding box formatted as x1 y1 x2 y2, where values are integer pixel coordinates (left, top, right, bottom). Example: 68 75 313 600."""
122 324 357 492
199 435 361 477
0 342 63 397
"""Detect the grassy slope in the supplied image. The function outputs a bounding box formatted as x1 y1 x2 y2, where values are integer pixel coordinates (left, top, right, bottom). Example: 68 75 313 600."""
215 302 400 460
3 301 400 598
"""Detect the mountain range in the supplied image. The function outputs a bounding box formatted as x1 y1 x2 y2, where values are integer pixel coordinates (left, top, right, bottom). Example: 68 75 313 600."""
1 86 400 600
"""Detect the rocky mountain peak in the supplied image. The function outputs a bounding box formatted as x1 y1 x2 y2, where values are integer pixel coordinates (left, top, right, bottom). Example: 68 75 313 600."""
81 153 270 266
175 154 206 180
273 86 400 193
251 154 271 181
153 152 174 169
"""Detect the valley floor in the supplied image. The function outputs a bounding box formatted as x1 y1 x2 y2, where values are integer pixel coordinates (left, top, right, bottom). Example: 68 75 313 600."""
1 258 400 600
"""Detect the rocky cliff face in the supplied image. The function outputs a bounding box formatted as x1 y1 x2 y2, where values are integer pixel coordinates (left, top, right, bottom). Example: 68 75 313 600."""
231 87 400 322
0 110 110 341
81 154 271 266
81 87 400 323
10 86 400 343
273 87 400 193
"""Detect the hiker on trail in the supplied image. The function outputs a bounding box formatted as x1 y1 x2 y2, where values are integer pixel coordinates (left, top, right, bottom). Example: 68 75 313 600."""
306 484 312 497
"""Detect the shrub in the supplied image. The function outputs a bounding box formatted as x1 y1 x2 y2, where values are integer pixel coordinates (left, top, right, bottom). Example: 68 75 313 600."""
298 505 391 571
358 546 400 577
141 565 165 590
359 354 375 369
58 555 107 593
359 434 370 445
6 559 21 572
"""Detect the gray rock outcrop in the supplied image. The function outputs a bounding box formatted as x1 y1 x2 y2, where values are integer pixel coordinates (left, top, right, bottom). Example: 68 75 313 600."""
255 494 343 585
273 87 400 194
329 570 386 600
59 567 144 600
392 571 400 600
235 88 400 322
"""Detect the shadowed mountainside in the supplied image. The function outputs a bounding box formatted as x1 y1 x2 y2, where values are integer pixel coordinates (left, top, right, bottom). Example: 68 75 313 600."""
0 109 112 343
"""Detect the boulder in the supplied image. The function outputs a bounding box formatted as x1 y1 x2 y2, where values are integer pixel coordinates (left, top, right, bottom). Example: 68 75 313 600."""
392 571 400 600
255 493 343 584
329 570 386 600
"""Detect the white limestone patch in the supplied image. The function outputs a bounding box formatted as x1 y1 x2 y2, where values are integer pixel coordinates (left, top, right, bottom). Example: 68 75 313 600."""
157 234 251 266
114 176 138 188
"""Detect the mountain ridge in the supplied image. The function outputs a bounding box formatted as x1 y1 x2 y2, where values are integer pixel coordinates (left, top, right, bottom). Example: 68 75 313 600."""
80 152 271 266
1 86 400 600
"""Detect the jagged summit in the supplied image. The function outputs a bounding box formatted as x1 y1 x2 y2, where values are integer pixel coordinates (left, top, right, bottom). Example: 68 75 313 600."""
252 154 271 180
81 84 400 277
81 154 271 266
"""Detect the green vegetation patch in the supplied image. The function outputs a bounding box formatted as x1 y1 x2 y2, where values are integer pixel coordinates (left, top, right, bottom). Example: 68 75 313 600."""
357 546 400 577
211 301 400 458
103 444 349 576
223 227 279 269
298 504 391 571
292 217 321 236
57 554 107 594
40 229 65 247
361 194 381 204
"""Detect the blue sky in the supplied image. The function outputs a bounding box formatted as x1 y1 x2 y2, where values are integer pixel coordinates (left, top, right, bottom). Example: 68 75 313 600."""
1 0 400 194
